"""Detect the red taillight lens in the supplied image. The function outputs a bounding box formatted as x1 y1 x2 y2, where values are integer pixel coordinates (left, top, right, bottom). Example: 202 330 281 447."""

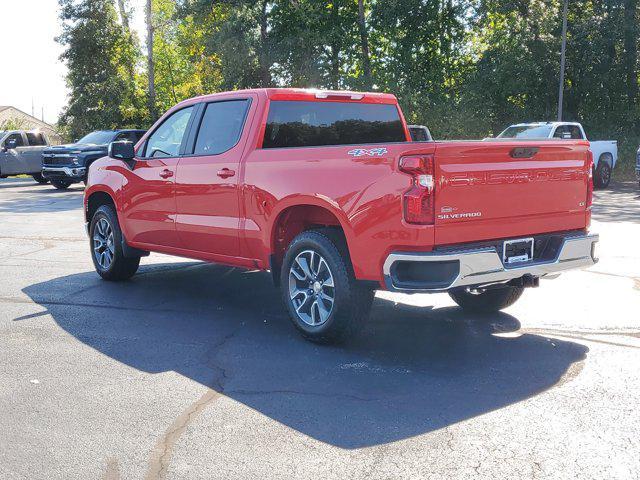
586 151 594 209
399 155 435 224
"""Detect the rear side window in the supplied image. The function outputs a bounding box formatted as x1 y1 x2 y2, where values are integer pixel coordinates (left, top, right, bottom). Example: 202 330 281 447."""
263 101 406 148
26 132 46 146
193 100 249 155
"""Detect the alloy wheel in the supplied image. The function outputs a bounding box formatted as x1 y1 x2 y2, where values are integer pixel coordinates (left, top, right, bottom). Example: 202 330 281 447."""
600 163 611 186
93 218 115 270
288 249 335 326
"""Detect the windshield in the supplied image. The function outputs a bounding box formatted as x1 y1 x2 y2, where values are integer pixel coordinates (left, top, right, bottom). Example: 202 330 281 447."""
497 125 553 139
77 131 115 145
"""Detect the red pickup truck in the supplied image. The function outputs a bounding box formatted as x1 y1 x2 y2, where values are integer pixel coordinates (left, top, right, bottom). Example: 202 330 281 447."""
84 88 598 343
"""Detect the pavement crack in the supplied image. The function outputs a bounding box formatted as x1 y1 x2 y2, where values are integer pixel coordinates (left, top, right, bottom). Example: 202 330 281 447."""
144 389 223 480
143 328 240 480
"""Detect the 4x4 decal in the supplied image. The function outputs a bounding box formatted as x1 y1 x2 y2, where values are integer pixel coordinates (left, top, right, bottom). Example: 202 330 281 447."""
347 147 388 157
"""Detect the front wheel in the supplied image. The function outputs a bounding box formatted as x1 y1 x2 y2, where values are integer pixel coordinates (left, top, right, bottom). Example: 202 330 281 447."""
32 173 49 184
50 178 72 190
90 205 140 281
594 158 612 189
280 229 374 344
449 285 524 313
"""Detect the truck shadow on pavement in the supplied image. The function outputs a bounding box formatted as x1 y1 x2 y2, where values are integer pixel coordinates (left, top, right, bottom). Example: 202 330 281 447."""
22 261 588 449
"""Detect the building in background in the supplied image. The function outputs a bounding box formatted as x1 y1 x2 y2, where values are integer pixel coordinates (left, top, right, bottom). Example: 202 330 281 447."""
0 106 62 144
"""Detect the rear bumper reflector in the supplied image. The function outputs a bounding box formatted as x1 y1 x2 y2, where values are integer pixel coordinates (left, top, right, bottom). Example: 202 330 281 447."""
383 233 599 292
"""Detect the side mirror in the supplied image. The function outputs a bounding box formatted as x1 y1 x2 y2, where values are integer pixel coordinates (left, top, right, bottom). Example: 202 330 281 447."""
108 141 135 161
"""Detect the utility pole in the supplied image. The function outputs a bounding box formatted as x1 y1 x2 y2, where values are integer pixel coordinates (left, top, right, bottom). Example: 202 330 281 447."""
557 0 569 121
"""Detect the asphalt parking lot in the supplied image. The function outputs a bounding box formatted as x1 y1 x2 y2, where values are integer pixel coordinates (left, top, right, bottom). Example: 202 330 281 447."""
1 177 639 479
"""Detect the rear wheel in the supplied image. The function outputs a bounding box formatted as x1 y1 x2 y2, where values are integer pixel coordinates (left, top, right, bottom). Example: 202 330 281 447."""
594 157 612 189
90 205 140 281
50 178 72 190
449 285 524 313
280 229 374 344
32 173 48 184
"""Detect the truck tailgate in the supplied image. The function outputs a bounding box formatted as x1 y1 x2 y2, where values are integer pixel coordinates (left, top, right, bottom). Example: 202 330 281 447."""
433 141 591 245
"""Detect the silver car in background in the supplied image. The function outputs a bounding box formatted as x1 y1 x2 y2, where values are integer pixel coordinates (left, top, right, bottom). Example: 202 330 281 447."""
0 130 50 184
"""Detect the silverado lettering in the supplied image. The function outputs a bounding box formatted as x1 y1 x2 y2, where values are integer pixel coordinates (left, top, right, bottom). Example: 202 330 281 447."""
441 168 585 187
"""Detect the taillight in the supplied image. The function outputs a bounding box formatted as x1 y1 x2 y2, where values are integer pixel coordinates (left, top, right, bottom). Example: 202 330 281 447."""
586 151 593 209
399 155 435 224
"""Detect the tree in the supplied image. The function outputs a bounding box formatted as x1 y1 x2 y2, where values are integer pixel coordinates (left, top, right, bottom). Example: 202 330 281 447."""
146 0 157 121
357 0 372 89
57 0 144 139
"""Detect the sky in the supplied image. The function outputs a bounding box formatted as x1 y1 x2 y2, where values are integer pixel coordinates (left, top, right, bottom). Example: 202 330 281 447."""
0 0 146 125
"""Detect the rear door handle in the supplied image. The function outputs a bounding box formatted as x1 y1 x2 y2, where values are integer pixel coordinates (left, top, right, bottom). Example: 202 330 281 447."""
217 168 236 179
159 169 174 179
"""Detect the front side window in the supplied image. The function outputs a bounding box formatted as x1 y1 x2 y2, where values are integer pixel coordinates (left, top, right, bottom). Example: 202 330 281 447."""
193 100 249 155
145 107 194 158
263 101 406 148
4 133 24 148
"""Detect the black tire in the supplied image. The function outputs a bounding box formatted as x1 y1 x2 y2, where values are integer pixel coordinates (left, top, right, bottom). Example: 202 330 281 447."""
89 205 140 281
593 157 612 189
280 228 374 344
32 173 49 184
449 285 524 313
50 178 72 190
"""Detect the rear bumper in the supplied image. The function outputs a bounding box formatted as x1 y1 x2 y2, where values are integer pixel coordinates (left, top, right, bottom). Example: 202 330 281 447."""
42 166 86 180
383 232 599 292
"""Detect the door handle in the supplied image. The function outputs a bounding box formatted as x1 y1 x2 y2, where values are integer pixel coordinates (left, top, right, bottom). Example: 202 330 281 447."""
217 168 236 179
159 169 174 179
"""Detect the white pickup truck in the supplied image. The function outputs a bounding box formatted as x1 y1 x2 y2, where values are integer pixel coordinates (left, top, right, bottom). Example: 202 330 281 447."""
497 122 617 188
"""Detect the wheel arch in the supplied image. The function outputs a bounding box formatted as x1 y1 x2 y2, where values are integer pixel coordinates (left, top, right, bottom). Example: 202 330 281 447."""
267 197 355 285
85 188 117 224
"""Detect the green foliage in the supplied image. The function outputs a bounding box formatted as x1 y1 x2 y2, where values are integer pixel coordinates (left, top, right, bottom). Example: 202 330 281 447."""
57 0 640 176
57 0 146 139
0 118 29 131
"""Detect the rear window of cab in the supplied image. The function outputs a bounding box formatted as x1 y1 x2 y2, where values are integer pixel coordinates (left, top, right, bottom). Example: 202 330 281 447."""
263 100 406 148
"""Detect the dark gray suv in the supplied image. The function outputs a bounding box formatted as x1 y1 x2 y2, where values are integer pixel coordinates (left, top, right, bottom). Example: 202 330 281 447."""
42 129 145 189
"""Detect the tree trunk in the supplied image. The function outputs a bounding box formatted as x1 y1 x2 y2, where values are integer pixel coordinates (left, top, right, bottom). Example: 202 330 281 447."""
116 0 129 31
623 0 638 106
116 0 136 92
329 0 341 89
357 0 372 90
258 0 271 87
146 0 156 121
